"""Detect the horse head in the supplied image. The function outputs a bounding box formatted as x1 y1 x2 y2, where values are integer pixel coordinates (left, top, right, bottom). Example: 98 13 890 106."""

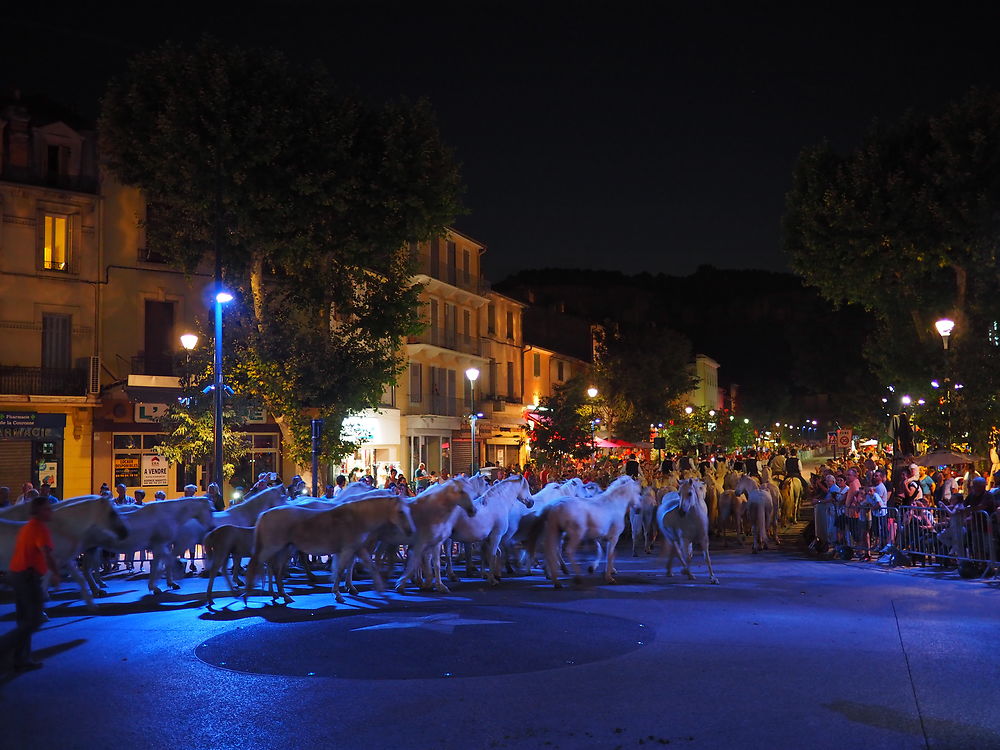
516 476 534 508
679 478 706 511
104 497 130 540
189 497 214 528
393 497 415 536
445 478 477 517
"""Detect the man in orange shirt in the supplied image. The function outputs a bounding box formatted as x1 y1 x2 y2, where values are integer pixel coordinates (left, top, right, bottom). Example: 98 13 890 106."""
1 496 60 672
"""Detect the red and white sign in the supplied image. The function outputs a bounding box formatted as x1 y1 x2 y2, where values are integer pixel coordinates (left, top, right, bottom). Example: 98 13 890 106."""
836 429 853 449
827 431 837 446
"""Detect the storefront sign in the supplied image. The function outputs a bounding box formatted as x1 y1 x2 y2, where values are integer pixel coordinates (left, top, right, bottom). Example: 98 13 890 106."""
240 405 267 424
135 403 169 423
114 455 141 487
37 462 58 488
0 412 66 440
141 454 169 487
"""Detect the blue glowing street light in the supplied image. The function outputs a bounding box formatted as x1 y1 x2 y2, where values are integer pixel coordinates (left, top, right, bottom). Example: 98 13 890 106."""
213 290 233 489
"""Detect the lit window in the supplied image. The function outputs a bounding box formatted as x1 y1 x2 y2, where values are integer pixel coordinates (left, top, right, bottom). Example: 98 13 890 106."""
43 215 69 271
533 353 541 377
990 321 1000 347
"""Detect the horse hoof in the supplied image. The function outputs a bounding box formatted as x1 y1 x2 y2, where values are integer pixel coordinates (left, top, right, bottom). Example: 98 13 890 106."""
169 582 181 590
150 587 163 595
586 566 595 574
553 582 563 589
335 595 345 604
448 575 460 583
348 586 360 595
710 577 720 585
605 577 617 585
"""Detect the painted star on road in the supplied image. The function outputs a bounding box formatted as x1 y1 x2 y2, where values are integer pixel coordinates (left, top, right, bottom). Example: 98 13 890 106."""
350 613 513 634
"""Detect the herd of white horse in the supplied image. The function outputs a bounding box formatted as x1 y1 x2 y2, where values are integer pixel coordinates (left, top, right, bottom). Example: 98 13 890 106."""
0 459 806 609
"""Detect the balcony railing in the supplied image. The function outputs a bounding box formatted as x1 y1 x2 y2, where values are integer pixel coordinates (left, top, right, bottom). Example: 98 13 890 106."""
0 166 99 194
407 329 480 356
409 396 471 417
131 354 177 376
0 366 87 396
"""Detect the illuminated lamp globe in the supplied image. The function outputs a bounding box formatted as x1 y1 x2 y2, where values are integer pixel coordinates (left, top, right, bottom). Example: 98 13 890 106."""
587 386 598 399
901 395 912 406
465 367 480 383
934 319 955 338
180 333 199 351
215 291 234 304
684 406 693 415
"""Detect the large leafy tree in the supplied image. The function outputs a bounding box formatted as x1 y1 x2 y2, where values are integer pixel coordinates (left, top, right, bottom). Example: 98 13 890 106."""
592 322 697 442
529 375 594 463
784 88 1000 452
100 37 462 469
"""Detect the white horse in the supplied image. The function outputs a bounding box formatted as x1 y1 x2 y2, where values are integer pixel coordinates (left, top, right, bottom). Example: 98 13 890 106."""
445 475 533 585
759 467 783 544
736 475 770 553
96 498 214 594
542 475 641 587
630 485 662 556
203 524 254 604
0 496 130 609
780 475 806 526
245 494 414 604
716 490 746 546
173 486 286 574
393 478 477 593
657 478 719 584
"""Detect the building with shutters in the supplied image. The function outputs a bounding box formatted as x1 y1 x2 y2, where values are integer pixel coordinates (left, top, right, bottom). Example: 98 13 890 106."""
0 94 101 497
397 229 491 481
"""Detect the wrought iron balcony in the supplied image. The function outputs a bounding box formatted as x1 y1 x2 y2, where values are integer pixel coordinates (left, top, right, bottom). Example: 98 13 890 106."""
131 354 177 376
407 329 480 356
0 366 87 396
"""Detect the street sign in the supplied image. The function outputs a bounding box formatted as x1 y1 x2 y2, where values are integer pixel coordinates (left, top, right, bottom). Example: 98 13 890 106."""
827 431 837 446
837 429 853 449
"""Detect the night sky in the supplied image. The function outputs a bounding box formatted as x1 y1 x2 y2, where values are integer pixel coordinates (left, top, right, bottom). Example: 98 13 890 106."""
5 2 1000 281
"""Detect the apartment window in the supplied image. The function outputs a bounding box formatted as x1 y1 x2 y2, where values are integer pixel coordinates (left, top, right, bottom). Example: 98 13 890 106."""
557 361 565 381
144 301 176 375
462 249 471 285
506 311 514 339
42 314 72 370
463 309 471 341
112 433 166 488
446 241 457 285
489 360 498 396
409 363 422 403
43 215 70 271
507 361 515 397
430 239 440 277
487 303 496 334
532 353 541 378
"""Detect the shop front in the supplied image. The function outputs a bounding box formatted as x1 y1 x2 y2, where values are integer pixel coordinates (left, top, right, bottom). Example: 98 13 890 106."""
0 411 66 493
335 408 401 487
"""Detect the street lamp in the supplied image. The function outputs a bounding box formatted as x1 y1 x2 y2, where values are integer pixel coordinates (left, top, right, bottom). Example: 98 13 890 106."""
466 367 480 474
587 386 598 452
179 333 198 388
213 290 233 490
684 406 693 415
935 318 956 447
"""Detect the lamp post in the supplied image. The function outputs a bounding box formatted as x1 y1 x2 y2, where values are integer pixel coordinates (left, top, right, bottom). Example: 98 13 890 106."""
587 386 598 452
179 333 198 387
466 367 480 475
213 291 233 490
935 318 955 448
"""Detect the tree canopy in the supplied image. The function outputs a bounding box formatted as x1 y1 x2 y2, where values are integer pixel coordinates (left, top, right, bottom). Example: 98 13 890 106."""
528 375 595 463
784 88 1000 450
592 322 697 442
100 37 463 470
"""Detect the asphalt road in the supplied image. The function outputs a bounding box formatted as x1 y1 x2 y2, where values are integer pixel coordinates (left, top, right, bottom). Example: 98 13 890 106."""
1 539 998 750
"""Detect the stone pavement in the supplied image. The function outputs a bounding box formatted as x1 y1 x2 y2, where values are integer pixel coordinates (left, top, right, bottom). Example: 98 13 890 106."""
1 542 998 750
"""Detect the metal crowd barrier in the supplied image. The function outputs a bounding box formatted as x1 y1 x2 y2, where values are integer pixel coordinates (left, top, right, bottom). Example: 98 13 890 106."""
812 499 998 578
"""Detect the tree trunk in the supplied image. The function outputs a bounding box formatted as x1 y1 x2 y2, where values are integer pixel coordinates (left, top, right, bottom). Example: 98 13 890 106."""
250 255 266 336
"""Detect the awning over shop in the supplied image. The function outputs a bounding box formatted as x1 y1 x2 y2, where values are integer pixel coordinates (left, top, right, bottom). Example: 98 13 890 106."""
594 437 635 448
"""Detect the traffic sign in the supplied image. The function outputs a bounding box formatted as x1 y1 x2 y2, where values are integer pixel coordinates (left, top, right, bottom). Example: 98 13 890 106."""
827 431 837 446
837 429 853 448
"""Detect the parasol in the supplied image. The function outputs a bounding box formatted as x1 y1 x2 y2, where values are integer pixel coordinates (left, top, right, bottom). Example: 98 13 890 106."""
911 450 984 467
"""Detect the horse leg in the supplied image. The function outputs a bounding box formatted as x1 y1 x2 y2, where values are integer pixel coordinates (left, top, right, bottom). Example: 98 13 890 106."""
589 540 602 575
64 558 97 612
701 534 720 584
394 545 422 592
329 552 347 603
664 538 679 577
431 544 451 593
543 523 563 588
444 538 459 583
564 531 584 584
605 531 622 583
